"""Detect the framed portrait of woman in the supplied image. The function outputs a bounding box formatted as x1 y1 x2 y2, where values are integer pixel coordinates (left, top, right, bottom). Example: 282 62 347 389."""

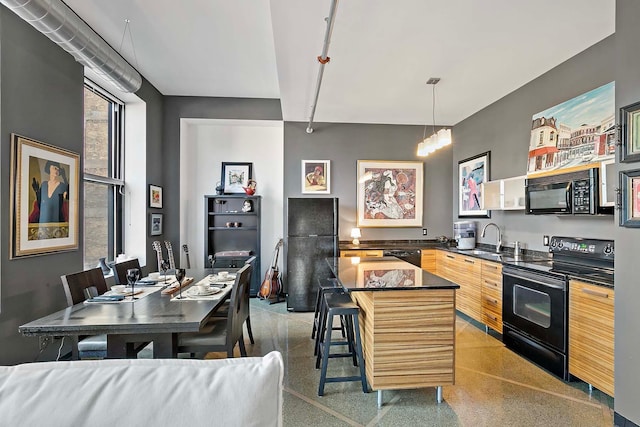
10 134 80 258
301 160 330 194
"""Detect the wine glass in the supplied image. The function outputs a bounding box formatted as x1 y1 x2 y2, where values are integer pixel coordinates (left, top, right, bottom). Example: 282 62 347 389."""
161 259 170 284
174 268 186 299
126 268 141 300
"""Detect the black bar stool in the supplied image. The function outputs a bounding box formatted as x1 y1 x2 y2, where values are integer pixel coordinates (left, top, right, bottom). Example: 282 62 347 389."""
312 278 345 356
316 292 368 396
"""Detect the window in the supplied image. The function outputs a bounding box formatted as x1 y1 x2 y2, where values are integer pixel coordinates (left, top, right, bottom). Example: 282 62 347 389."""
83 81 125 270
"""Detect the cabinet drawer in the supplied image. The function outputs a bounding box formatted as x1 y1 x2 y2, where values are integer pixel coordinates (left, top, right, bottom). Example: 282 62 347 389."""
481 260 502 281
482 311 503 334
340 249 383 258
421 249 436 272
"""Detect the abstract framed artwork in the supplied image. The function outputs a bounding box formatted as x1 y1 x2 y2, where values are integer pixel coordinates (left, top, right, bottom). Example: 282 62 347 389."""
150 213 163 236
458 151 490 218
356 160 423 228
619 168 640 227
9 134 80 258
301 160 330 194
221 162 253 194
149 184 163 208
620 100 640 163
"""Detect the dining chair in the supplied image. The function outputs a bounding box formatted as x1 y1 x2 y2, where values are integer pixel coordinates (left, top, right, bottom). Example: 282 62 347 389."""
210 256 256 344
60 268 110 359
113 258 141 285
177 263 253 358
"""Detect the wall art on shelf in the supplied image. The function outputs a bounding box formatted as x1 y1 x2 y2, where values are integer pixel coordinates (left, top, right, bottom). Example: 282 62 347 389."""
150 213 163 236
527 81 615 175
619 169 640 227
9 134 79 258
149 184 163 208
620 100 640 163
301 160 330 194
458 151 490 218
356 160 423 228
221 162 253 194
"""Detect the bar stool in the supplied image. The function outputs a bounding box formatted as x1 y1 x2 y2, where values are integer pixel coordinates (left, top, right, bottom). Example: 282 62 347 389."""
316 292 368 396
312 278 346 356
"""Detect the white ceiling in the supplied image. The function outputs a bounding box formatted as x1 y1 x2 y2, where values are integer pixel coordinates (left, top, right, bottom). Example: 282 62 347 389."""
64 0 615 126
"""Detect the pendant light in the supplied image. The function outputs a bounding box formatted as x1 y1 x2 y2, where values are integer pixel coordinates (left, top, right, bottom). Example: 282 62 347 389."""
417 78 452 157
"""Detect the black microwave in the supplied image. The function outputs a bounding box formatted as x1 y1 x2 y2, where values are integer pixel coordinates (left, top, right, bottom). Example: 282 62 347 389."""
525 168 610 215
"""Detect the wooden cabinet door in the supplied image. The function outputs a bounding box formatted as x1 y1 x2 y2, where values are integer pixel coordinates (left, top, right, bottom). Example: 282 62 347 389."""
569 280 614 397
421 249 436 273
450 254 482 322
481 260 502 333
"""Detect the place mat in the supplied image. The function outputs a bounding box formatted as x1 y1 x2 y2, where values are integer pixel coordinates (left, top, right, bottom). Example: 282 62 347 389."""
171 284 231 301
206 274 236 285
86 286 162 304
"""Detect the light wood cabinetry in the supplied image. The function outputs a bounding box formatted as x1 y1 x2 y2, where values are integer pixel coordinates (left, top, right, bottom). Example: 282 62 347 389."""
339 249 383 258
480 260 502 333
569 280 614 397
435 251 481 322
421 249 436 273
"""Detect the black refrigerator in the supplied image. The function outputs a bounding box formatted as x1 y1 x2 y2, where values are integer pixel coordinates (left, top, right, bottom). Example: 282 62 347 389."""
286 197 338 311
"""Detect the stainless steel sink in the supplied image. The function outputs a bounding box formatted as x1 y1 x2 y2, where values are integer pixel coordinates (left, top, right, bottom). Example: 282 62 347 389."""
459 249 514 261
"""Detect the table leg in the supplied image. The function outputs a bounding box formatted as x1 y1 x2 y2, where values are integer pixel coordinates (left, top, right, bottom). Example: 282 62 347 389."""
377 390 383 408
107 335 128 359
436 386 443 403
152 334 177 358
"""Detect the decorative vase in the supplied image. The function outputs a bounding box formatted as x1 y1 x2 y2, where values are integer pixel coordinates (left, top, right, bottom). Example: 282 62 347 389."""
215 181 224 195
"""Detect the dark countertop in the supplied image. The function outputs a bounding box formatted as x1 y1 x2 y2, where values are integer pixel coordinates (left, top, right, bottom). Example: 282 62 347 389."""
327 256 459 291
339 239 447 251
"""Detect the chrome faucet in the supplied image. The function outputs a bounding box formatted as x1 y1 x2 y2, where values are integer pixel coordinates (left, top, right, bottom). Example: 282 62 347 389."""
481 223 502 253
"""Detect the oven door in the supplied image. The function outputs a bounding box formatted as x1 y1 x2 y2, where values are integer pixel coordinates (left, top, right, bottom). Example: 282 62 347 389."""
502 267 567 352
525 181 571 214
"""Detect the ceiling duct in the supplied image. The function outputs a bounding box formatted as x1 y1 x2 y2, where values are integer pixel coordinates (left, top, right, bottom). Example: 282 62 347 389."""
1 0 142 93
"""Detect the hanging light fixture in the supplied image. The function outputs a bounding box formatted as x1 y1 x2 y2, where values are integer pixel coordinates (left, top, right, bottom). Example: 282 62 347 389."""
417 78 452 157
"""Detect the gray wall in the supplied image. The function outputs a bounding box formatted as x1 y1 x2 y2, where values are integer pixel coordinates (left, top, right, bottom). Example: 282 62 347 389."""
453 35 616 251
0 8 84 364
613 0 640 424
0 6 165 365
284 122 453 241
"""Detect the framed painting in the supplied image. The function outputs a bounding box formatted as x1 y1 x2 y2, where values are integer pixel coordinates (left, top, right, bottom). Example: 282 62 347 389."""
458 151 490 218
221 162 253 194
150 213 163 236
620 100 640 163
619 169 640 227
302 160 330 194
9 134 79 258
149 184 163 208
356 160 423 228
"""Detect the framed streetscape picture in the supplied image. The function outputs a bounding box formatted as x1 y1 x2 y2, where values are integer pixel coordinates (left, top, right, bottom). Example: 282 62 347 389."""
149 184 163 208
150 213 163 236
302 160 330 194
357 160 423 227
458 151 490 218
221 162 253 194
10 134 79 258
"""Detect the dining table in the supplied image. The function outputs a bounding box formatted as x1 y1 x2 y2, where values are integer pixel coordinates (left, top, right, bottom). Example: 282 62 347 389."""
19 268 236 359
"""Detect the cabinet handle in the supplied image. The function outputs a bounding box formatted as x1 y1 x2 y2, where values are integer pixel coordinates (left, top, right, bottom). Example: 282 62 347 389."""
485 265 498 270
581 288 610 298
484 280 499 287
446 255 455 259
485 296 499 305
464 259 475 264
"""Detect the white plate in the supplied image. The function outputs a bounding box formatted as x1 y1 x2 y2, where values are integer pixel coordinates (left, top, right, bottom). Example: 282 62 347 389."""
186 287 221 297
208 274 236 284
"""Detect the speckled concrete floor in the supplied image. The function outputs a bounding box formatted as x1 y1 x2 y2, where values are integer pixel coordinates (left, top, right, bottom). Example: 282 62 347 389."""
209 299 614 427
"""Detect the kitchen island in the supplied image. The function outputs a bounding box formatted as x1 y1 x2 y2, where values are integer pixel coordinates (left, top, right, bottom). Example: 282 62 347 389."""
327 256 460 406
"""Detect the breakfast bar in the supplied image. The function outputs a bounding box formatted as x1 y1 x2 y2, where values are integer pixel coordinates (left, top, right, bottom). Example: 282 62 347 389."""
327 256 460 406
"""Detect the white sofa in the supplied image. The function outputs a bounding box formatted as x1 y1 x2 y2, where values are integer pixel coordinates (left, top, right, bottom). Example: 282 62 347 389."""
0 351 283 427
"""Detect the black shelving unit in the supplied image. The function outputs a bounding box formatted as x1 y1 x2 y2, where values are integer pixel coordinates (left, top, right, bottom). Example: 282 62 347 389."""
205 195 261 296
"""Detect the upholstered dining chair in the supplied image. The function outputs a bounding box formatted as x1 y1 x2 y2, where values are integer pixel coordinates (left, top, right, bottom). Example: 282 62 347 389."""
210 256 256 344
177 263 253 358
60 268 110 359
113 258 141 285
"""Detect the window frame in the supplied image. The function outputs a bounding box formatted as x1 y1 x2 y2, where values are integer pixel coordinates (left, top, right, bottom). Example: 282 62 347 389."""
83 79 126 268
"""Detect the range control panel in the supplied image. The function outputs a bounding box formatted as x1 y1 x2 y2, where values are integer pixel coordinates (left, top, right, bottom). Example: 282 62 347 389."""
549 236 614 259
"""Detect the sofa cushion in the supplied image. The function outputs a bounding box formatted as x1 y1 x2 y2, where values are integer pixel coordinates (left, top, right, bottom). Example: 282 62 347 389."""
0 351 283 427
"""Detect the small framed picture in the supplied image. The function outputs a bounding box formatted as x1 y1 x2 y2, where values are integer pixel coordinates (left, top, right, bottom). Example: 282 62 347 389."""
619 169 640 227
620 101 640 163
221 162 253 194
458 152 491 218
150 213 163 236
149 184 163 208
302 160 330 194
